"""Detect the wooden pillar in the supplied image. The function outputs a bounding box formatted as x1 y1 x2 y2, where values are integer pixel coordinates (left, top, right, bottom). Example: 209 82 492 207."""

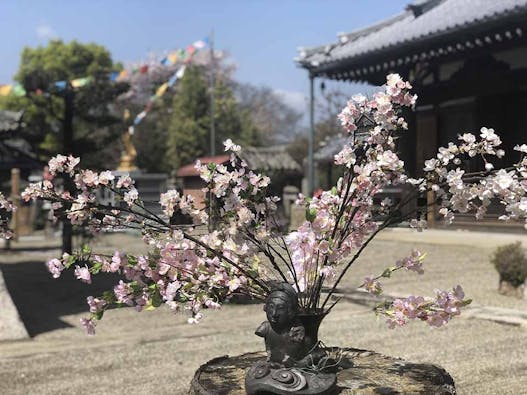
308 73 315 196
426 190 436 227
10 168 20 242
415 107 439 226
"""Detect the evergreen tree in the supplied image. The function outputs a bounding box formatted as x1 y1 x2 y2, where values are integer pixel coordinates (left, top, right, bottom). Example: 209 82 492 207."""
166 67 210 170
165 67 258 171
0 40 127 169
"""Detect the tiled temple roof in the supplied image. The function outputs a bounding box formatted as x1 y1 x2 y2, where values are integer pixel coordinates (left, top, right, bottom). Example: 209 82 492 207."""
296 0 527 79
241 146 301 173
176 146 301 178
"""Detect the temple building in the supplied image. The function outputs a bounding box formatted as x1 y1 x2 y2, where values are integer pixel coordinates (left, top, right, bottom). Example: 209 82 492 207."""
296 0 527 229
176 146 302 226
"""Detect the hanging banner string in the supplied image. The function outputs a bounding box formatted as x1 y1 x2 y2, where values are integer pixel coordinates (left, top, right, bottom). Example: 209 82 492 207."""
128 63 189 133
128 40 205 134
0 37 208 97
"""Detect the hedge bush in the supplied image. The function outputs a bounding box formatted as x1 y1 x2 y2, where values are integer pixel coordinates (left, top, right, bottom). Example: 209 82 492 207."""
491 241 527 287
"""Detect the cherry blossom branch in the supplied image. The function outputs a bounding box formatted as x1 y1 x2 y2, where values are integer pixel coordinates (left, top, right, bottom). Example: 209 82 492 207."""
320 218 394 310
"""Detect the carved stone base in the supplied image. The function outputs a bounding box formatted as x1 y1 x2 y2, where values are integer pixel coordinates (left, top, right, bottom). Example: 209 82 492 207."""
245 361 336 394
189 348 456 394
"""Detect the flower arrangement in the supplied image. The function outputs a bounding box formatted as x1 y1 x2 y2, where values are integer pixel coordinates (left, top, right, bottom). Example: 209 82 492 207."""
3 74 526 335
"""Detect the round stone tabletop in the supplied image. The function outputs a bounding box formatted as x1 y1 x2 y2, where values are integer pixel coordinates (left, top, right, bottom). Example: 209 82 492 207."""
189 348 456 394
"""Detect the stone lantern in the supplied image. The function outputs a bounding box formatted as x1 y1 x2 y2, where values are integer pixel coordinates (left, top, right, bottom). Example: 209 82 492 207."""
352 113 375 147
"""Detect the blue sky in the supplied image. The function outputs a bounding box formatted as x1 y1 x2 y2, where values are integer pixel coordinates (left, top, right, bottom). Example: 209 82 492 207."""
0 0 409 113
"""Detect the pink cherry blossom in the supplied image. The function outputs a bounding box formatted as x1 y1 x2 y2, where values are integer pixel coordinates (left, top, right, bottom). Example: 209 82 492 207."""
80 317 96 335
123 187 139 207
110 251 122 272
224 138 241 152
87 296 107 313
98 170 115 185
74 265 92 284
81 170 99 187
395 250 425 274
114 281 134 306
160 189 181 217
363 276 383 296
46 258 64 278
116 175 134 189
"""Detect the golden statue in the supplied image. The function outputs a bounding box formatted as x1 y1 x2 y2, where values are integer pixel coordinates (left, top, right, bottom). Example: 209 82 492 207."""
117 130 138 172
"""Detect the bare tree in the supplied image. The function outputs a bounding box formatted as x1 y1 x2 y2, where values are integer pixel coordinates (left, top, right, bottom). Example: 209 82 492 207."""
234 83 303 144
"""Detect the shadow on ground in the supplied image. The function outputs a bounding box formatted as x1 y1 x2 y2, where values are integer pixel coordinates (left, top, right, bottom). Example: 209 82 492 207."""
2 245 61 252
1 260 119 337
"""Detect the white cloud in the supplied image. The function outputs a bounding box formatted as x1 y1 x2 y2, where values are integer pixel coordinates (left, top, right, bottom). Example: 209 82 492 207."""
274 89 307 114
36 23 57 40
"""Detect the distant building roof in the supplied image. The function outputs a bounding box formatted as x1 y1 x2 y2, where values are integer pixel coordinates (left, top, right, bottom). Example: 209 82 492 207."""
176 155 230 177
241 146 301 173
176 146 302 178
314 136 348 163
0 110 24 133
296 0 527 80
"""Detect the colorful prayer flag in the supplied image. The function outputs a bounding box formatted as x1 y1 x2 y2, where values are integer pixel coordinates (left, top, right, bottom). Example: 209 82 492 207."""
156 83 168 97
133 111 147 125
0 85 12 96
176 65 186 79
193 40 207 49
12 84 26 96
168 53 178 64
167 73 178 87
117 70 128 81
71 77 90 88
54 81 67 91
0 34 205 127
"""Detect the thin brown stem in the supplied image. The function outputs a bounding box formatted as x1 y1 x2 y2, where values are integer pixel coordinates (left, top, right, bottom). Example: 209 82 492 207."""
320 220 392 310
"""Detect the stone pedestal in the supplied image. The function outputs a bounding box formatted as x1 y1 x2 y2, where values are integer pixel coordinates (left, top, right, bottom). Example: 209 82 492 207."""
100 171 168 216
498 280 526 299
289 204 306 231
189 348 456 395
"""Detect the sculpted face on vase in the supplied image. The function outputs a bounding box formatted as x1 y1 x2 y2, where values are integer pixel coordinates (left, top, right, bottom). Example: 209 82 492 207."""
246 283 338 395
265 289 297 333
255 283 309 366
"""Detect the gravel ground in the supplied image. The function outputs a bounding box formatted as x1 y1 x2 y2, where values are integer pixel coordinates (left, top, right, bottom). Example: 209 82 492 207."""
0 232 526 394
